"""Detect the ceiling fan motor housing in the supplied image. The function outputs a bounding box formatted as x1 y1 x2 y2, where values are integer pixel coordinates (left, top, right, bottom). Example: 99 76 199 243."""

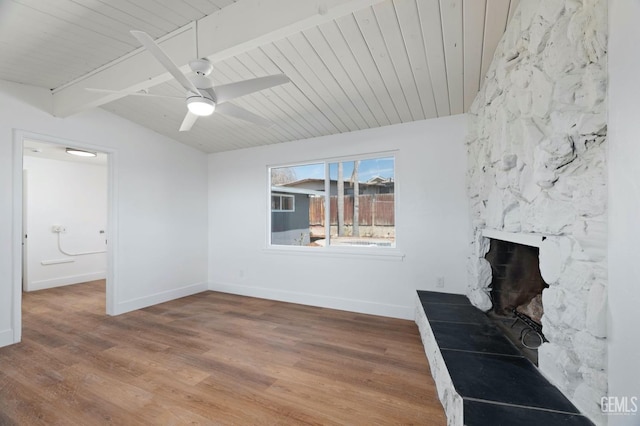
189 59 213 76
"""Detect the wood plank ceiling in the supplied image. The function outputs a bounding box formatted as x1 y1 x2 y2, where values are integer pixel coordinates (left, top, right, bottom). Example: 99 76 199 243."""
0 0 520 153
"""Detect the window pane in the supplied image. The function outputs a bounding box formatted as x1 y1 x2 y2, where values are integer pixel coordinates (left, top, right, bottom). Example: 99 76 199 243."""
271 195 281 211
281 195 294 211
328 157 395 248
270 163 325 246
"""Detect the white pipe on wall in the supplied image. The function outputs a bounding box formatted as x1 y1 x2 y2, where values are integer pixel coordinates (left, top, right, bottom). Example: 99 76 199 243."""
41 258 75 265
56 231 106 257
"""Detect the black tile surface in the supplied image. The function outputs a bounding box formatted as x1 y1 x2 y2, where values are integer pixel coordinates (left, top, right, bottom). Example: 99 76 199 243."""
422 303 492 325
417 290 470 305
416 290 593 424
442 350 581 414
463 399 595 426
429 321 522 356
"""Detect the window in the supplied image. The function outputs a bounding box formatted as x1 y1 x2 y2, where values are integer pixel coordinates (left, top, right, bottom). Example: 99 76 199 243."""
269 155 395 248
271 194 294 212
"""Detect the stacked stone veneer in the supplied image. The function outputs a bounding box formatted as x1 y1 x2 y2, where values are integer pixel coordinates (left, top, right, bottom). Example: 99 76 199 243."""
465 0 607 424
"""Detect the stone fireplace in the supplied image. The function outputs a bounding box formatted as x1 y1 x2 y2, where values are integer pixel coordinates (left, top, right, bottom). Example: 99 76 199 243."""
464 0 608 424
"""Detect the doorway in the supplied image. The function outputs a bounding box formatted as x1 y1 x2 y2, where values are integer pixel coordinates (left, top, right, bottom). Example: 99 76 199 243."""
12 131 117 343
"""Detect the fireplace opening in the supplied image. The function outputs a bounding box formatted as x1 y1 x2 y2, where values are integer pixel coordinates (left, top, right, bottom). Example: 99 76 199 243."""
485 238 549 364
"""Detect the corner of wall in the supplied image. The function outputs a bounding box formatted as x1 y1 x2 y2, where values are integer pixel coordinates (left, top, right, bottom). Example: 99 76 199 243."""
113 281 208 315
0 328 16 348
0 80 54 115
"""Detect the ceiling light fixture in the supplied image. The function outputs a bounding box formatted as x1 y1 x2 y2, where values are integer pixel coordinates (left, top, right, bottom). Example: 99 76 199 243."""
187 97 215 116
66 148 97 157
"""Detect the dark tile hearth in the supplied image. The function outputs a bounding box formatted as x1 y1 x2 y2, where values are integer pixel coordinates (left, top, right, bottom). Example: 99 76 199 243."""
421 303 492 325
463 400 595 426
429 321 521 356
443 350 579 413
417 290 470 305
417 290 594 426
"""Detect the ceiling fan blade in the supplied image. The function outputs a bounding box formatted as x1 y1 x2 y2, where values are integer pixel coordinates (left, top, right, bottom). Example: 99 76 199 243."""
216 103 273 127
179 111 199 132
130 30 201 96
86 87 183 100
214 75 290 104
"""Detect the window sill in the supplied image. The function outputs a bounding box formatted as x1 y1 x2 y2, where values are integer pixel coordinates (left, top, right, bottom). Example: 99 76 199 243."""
263 245 405 261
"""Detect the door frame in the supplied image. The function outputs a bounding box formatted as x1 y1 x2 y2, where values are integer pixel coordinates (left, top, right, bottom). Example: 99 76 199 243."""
12 130 119 343
22 169 28 291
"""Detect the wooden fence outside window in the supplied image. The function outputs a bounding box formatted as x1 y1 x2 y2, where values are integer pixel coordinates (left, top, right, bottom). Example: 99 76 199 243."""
309 194 395 226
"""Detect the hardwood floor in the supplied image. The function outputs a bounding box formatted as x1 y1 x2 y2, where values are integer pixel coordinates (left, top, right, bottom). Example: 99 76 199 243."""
0 281 446 425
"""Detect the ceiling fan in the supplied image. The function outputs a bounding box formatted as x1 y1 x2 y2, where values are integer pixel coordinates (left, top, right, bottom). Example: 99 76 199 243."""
87 30 290 131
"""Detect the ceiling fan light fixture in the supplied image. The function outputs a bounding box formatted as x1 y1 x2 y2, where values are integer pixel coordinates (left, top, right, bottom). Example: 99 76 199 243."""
66 147 97 157
187 97 215 116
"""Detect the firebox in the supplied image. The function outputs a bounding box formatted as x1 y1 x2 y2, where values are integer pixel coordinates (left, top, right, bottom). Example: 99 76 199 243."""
485 238 549 363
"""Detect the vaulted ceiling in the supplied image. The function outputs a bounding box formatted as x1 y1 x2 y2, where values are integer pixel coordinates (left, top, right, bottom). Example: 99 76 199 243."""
0 0 519 153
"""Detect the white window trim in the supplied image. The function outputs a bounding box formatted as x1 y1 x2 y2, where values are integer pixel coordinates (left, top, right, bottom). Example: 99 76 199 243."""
267 151 401 259
263 245 405 261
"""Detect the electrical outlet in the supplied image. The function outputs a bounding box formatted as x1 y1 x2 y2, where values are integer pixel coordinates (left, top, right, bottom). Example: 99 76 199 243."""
436 276 445 288
51 225 66 233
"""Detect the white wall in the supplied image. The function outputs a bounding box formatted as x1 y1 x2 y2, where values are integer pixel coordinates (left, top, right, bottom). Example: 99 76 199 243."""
607 1 640 424
24 156 107 291
208 114 469 319
0 80 209 347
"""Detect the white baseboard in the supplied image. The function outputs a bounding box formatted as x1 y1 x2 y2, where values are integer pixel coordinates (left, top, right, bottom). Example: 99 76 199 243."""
208 281 413 319
113 281 208 315
26 271 107 292
0 328 16 348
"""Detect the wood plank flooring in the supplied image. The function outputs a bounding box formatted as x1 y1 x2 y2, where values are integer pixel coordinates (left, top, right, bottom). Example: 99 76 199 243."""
0 281 446 425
